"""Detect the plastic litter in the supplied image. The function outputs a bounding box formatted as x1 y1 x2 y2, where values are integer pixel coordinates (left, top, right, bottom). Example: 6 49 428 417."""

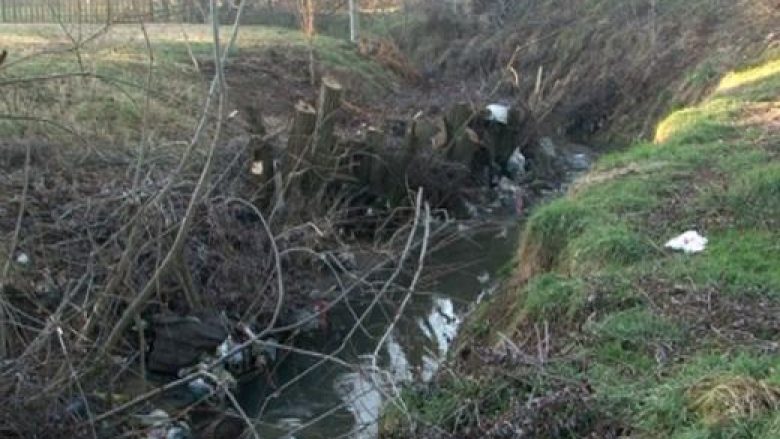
497 176 521 194
15 252 29 265
477 272 490 284
136 409 171 427
485 104 509 124
569 153 590 171
186 377 215 398
665 231 708 254
216 336 244 368
250 161 264 176
507 147 526 180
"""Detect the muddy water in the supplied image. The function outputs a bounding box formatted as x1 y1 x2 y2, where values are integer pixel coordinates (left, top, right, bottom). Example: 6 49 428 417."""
238 219 522 438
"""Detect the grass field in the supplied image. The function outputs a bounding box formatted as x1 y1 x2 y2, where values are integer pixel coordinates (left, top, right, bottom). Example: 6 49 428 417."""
0 23 394 145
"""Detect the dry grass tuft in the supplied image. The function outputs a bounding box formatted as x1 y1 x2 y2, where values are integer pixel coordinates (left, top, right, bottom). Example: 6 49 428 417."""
687 375 780 426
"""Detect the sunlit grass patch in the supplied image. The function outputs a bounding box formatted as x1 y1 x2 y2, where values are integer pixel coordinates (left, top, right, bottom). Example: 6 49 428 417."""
655 98 741 143
717 59 780 94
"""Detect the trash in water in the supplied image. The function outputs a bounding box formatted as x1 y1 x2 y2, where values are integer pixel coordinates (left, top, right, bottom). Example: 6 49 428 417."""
335 250 357 270
514 192 525 217
507 148 526 180
477 272 490 284
463 201 480 218
144 417 191 439
165 423 191 439
497 176 521 194
665 231 708 254
251 161 264 175
186 377 215 398
495 227 508 239
217 336 244 368
485 104 509 124
227 109 239 119
569 153 590 171
15 252 29 265
136 409 171 427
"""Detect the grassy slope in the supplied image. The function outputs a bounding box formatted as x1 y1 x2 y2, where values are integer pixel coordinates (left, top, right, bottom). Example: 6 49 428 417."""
384 54 780 438
0 24 394 144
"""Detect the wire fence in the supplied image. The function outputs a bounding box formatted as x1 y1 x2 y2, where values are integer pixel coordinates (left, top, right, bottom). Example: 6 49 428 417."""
0 0 192 23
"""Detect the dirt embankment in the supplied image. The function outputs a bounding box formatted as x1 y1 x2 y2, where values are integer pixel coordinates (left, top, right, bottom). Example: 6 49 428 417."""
392 0 777 144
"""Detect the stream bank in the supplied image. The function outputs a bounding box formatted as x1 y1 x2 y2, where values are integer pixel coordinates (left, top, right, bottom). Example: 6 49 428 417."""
379 55 780 439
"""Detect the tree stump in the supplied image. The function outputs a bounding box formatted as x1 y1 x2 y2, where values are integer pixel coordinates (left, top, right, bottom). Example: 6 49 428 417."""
446 102 473 140
450 127 482 166
286 100 317 176
431 116 449 151
314 76 343 155
445 102 476 159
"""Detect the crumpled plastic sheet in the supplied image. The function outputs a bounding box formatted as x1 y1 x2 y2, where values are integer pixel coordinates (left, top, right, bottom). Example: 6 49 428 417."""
486 103 509 124
665 230 708 254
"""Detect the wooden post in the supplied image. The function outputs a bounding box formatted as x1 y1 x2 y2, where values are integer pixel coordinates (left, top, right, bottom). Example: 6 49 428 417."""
313 76 343 154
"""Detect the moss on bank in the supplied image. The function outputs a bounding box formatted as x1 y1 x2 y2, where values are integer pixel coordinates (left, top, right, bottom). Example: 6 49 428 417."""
382 52 780 438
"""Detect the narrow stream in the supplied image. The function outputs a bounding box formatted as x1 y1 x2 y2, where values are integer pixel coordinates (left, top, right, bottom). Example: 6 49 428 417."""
239 220 522 438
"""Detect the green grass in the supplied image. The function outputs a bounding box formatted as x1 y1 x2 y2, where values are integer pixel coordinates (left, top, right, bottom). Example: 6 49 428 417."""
522 274 586 321
522 55 778 434
380 376 517 437
665 230 780 298
589 308 683 344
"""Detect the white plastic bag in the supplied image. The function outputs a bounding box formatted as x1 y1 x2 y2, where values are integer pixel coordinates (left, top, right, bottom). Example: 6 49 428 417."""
485 104 509 124
665 231 708 254
507 147 526 180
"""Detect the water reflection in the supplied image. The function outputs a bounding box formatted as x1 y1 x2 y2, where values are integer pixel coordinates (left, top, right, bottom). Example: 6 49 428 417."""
334 355 383 439
243 222 520 438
